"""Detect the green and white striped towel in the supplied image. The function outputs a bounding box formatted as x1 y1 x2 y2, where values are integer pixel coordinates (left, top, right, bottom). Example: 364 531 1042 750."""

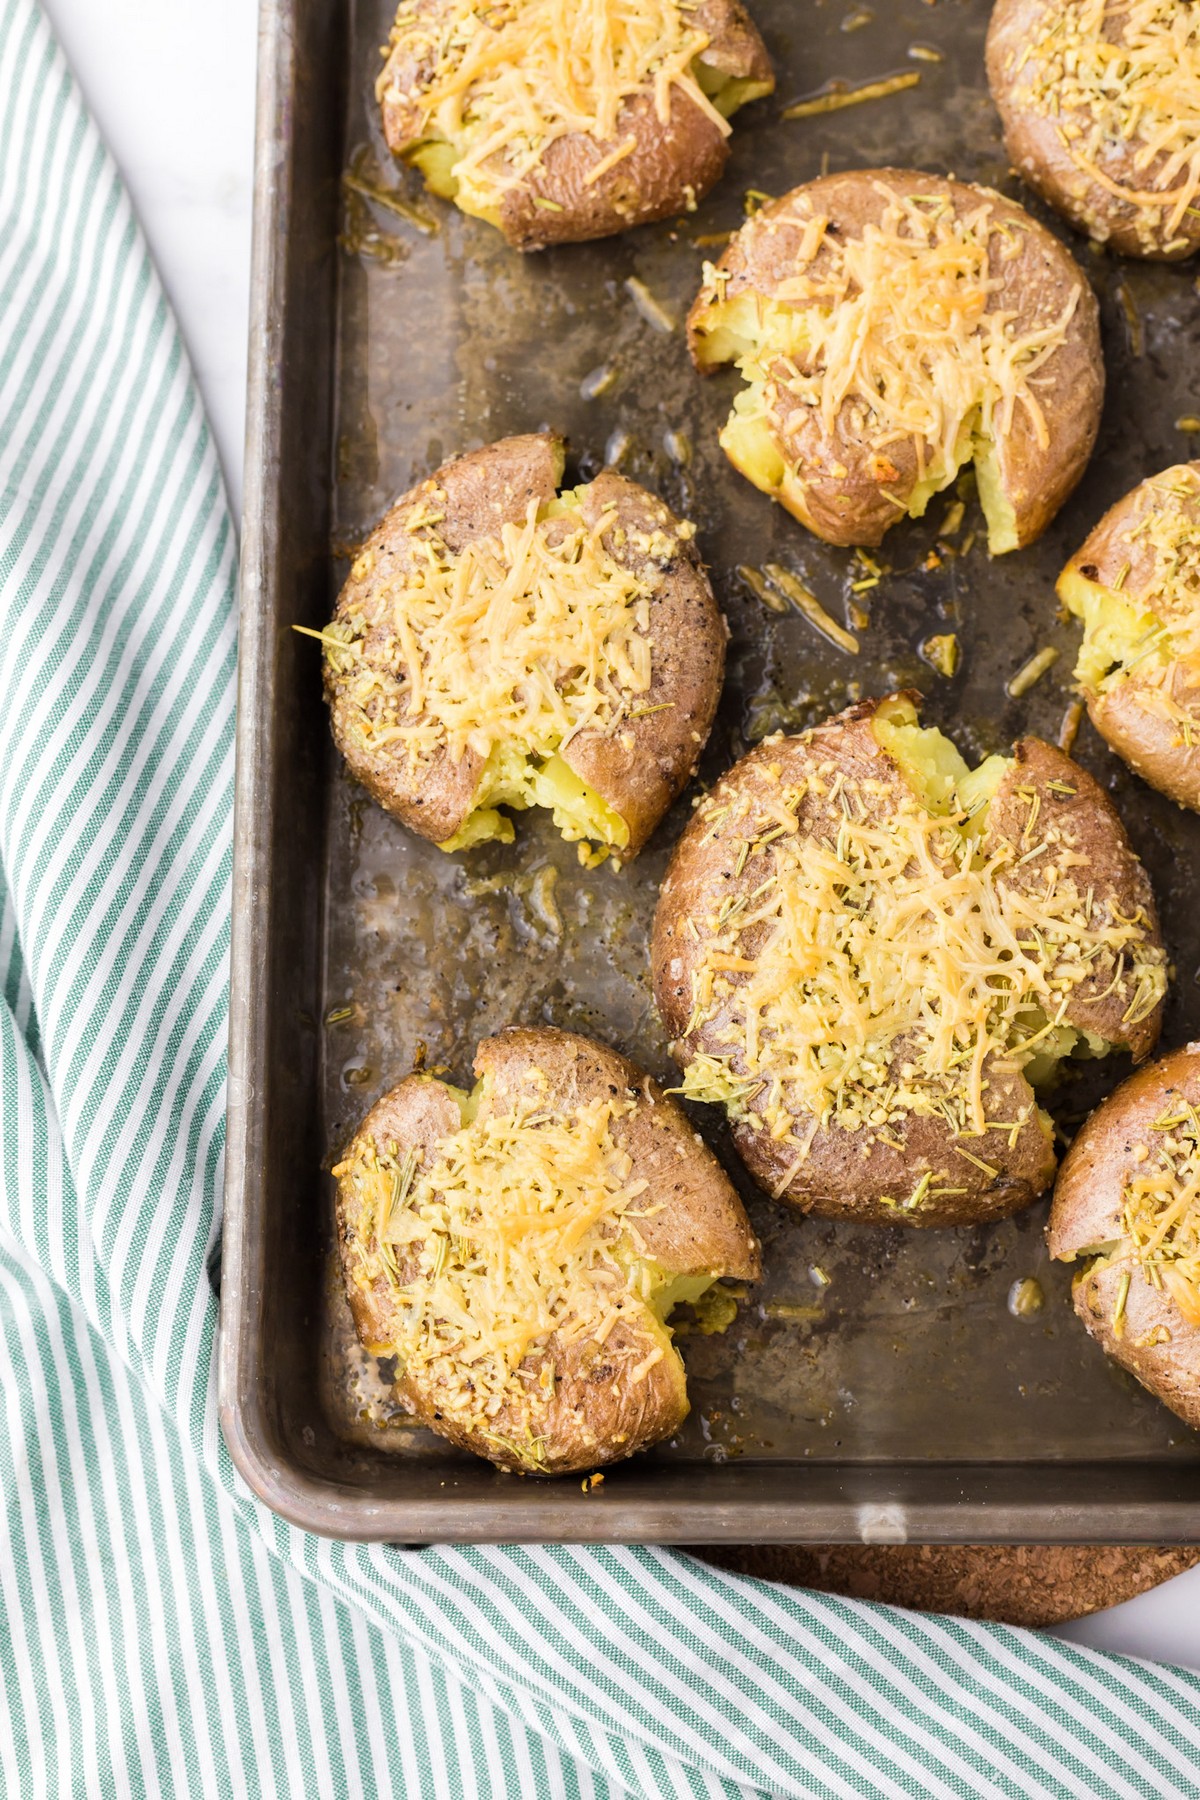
3 2 1200 1794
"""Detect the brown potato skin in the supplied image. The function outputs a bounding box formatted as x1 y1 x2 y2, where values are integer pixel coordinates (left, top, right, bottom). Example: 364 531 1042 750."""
688 169 1103 549
325 433 725 855
1061 463 1200 813
335 1027 759 1475
1064 464 1200 600
987 0 1200 261
652 697 1163 1226
982 738 1164 1064
563 471 726 854
1049 1045 1200 1431
380 0 773 251
1089 682 1200 817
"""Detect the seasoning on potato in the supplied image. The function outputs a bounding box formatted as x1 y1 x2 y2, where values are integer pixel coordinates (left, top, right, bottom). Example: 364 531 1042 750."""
1059 462 1200 814
334 1027 760 1474
318 433 725 859
1049 1044 1200 1431
687 169 1103 553
652 692 1167 1227
377 0 775 251
987 0 1200 261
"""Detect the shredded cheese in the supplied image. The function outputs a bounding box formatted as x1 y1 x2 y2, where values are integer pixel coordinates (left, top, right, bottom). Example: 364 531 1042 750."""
336 1080 681 1460
378 0 729 217
1089 1099 1200 1334
778 187 1072 477
328 490 675 774
677 727 1166 1167
1012 0 1200 244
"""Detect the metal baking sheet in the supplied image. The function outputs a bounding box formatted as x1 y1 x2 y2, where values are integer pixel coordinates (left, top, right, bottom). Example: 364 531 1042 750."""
221 0 1200 1541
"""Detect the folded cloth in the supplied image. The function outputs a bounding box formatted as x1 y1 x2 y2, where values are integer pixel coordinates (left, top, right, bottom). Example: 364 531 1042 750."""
3 3 1200 1796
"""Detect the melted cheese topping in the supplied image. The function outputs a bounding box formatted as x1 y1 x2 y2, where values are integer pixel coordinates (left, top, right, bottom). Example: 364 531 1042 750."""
379 0 729 217
336 1081 680 1463
677 729 1166 1177
695 186 1076 542
328 491 673 774
773 190 1074 473
1014 0 1200 244
1064 467 1200 743
1091 1100 1200 1336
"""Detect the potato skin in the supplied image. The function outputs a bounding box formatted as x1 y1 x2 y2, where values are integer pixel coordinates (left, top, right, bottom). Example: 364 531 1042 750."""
325 433 725 855
982 738 1164 1064
335 1027 758 1475
380 0 773 251
987 0 1200 261
493 91 728 254
1089 682 1200 816
562 471 726 854
688 169 1102 550
1061 463 1200 813
652 698 1163 1226
1049 1045 1200 1431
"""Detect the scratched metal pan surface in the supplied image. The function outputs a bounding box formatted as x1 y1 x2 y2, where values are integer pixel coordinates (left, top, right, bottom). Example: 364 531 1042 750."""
220 0 1200 1541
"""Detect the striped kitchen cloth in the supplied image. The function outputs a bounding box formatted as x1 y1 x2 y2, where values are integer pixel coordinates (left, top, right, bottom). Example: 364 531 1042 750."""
3 1 1200 1795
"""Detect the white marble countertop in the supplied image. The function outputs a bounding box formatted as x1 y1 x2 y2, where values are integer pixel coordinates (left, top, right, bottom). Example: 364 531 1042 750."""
43 0 1200 1672
44 0 256 520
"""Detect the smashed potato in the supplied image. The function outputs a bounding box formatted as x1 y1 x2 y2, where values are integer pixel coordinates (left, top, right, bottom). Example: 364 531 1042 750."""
653 694 1166 1226
335 1028 760 1474
688 169 1102 552
988 0 1200 260
1060 462 1200 813
378 0 774 249
1050 1044 1200 1431
320 434 725 859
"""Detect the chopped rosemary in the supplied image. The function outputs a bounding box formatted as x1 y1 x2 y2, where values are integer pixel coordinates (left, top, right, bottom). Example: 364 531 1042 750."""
1006 645 1059 698
782 70 920 119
